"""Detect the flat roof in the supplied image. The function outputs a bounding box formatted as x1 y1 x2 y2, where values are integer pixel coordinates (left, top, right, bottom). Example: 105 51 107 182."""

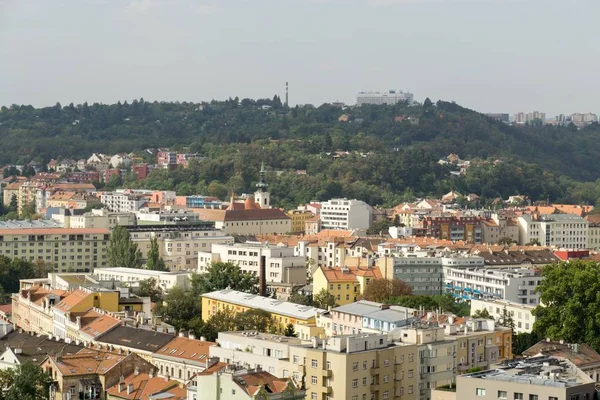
124 223 216 232
202 289 325 320
94 267 190 276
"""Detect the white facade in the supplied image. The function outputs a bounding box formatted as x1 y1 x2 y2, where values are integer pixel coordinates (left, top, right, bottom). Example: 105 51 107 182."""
198 243 307 286
444 267 542 305
100 192 147 213
517 214 588 248
94 267 192 291
356 90 415 106
51 209 137 229
320 198 372 230
470 299 536 334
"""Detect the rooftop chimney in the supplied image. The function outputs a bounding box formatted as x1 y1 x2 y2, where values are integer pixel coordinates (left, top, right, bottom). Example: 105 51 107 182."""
149 368 154 379
259 255 267 297
134 366 140 376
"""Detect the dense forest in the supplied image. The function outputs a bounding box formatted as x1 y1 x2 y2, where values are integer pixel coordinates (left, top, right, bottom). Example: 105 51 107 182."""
2 98 600 208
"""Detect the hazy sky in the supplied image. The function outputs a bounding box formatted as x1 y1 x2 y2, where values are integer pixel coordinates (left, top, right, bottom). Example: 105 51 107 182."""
1 0 598 116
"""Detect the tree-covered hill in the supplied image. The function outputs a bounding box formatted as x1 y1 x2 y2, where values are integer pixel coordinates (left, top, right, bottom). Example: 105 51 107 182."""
2 97 600 207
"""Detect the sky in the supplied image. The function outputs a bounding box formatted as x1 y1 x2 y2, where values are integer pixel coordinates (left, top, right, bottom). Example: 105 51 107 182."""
0 0 598 116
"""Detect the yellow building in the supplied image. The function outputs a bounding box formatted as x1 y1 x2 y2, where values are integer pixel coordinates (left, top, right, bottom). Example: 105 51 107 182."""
312 265 382 306
289 333 419 400
201 289 325 332
45 191 101 210
0 227 110 272
287 210 314 234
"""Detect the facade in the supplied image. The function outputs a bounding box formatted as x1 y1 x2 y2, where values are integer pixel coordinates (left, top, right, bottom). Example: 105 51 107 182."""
100 191 148 213
357 90 415 106
287 210 314 234
95 267 192 291
52 208 137 229
470 299 536 334
152 333 217 382
201 289 325 331
480 214 519 244
126 224 234 271
135 209 201 224
0 227 110 272
45 192 101 210
197 243 307 286
320 198 372 231
517 213 588 248
587 215 600 250
423 216 483 244
312 266 382 306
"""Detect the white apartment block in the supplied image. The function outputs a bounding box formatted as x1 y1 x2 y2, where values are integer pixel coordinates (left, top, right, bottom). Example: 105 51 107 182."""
94 267 191 291
470 298 536 334
356 90 415 106
209 331 302 378
320 198 372 231
127 225 234 271
52 208 137 229
198 243 307 286
100 191 147 213
517 214 588 248
444 266 542 305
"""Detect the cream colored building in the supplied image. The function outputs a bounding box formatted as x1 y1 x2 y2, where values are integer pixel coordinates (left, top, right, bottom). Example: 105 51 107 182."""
94 267 192 291
470 298 536 334
287 210 314 234
51 208 137 229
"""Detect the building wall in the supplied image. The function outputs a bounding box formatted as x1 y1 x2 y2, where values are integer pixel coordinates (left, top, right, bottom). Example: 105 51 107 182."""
219 219 291 235
470 299 536 334
320 199 372 231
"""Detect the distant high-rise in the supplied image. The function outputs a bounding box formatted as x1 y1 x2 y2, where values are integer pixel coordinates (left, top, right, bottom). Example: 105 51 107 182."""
514 111 546 124
285 82 288 107
356 90 414 106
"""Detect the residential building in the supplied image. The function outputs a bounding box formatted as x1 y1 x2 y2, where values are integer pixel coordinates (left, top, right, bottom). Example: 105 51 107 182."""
480 214 519 244
52 208 137 229
175 195 222 209
152 333 217 382
586 214 600 250
106 371 186 400
456 358 595 400
201 289 325 331
109 153 132 169
66 171 101 184
135 208 201 224
444 266 542 304
523 340 600 383
517 213 588 248
470 248 560 269
100 191 148 213
95 267 192 291
194 202 291 235
318 300 418 336
2 181 23 207
197 242 306 286
209 331 302 378
287 210 314 234
191 366 305 400
0 227 110 272
312 265 382 306
357 90 415 106
423 216 483 244
470 299 536 334
42 349 155 400
95 325 175 362
514 111 546 124
320 198 372 231
46 192 101 210
126 224 234 270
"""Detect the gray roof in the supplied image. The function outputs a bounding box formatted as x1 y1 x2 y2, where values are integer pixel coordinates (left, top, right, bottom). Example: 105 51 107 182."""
0 331 84 365
202 289 325 320
96 326 174 352
333 300 418 325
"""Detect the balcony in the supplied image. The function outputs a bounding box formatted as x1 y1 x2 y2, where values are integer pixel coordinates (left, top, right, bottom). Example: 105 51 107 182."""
325 386 333 395
371 366 381 373
371 383 380 391
457 363 470 372
321 369 332 378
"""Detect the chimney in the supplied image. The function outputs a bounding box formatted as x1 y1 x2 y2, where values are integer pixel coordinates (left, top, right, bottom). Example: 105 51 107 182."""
134 366 140 376
179 331 186 338
127 383 134 395
259 254 267 297
149 368 154 379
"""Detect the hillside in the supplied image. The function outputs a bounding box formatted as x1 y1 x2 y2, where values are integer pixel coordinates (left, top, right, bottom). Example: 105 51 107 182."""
1 98 600 207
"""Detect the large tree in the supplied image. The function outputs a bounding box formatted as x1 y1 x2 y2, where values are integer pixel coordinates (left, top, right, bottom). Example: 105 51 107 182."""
312 289 337 310
0 362 52 400
107 226 142 269
146 236 168 271
361 278 412 303
190 262 258 296
154 286 200 330
235 309 274 332
138 278 164 302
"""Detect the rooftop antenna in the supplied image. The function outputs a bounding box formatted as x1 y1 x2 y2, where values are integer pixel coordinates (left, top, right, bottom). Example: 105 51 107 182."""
285 82 289 107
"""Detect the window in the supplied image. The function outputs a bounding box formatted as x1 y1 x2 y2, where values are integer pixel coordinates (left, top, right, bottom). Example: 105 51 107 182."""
293 355 299 364
383 375 389 383
311 393 317 400
311 376 317 385
529 396 538 400
549 397 558 400
383 391 389 399
498 391 507 399
408 369 413 378
353 362 358 371
311 359 318 368
352 379 358 388
515 394 523 400
476 388 486 397
232 389 236 395
363 377 367 386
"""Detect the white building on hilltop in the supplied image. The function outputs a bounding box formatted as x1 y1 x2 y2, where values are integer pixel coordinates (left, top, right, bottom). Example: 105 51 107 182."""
357 90 415 106
320 198 372 231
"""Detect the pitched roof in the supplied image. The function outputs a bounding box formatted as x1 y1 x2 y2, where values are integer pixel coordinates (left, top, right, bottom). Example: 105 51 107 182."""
54 289 93 312
155 336 215 362
74 310 121 339
233 371 292 396
96 326 174 353
318 265 382 283
523 340 600 368
106 373 186 400
50 348 127 376
0 331 83 365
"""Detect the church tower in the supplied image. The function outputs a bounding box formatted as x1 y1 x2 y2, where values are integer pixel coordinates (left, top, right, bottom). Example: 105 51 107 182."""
254 162 270 209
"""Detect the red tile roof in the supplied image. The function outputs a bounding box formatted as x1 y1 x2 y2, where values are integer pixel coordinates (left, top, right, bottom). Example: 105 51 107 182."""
106 373 186 400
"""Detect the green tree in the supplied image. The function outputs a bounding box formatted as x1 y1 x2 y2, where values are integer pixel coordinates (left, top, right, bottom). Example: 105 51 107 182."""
498 237 516 246
532 260 600 350
313 289 337 310
471 308 493 319
205 307 238 334
0 362 52 400
138 278 163 302
154 286 200 330
20 201 37 219
288 292 313 306
190 262 258 296
513 331 541 355
8 195 17 213
107 226 142 269
525 238 541 246
236 309 274 332
284 323 297 337
146 236 168 271
361 278 412 303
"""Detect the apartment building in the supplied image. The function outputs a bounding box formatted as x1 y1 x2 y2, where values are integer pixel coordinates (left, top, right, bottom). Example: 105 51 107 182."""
152 333 216 382
289 333 419 400
126 224 234 270
0 227 110 272
201 289 325 331
423 216 483 244
192 366 305 400
288 209 315 234
51 208 137 229
357 90 415 106
517 213 588 248
312 265 382 305
134 208 200 224
94 267 192 291
480 214 520 244
470 299 536 334
198 242 307 286
456 358 595 400
210 331 302 378
100 191 148 213
586 215 600 250
320 198 372 231
444 266 542 304
523 340 600 383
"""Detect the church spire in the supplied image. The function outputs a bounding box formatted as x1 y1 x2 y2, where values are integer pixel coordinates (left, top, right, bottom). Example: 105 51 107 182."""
256 162 268 192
